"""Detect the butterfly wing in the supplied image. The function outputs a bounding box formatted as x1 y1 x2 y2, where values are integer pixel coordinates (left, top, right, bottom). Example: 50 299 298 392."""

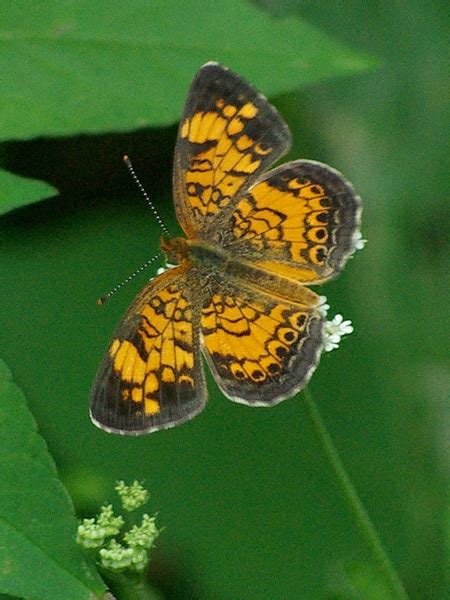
173 62 292 239
90 265 206 434
200 274 323 405
222 160 362 283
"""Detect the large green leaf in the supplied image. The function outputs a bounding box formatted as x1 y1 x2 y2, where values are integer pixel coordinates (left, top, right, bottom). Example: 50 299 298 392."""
0 360 106 599
0 0 374 141
0 169 57 214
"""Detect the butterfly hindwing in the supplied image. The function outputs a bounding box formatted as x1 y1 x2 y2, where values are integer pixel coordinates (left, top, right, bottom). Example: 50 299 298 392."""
200 274 324 406
223 159 362 283
173 62 292 239
90 265 206 434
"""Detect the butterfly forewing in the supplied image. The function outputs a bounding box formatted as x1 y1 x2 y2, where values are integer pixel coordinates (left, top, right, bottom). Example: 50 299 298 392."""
173 62 292 239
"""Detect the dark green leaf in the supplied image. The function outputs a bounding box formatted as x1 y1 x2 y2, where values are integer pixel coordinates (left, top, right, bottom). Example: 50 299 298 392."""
0 169 58 215
0 0 374 141
0 360 106 599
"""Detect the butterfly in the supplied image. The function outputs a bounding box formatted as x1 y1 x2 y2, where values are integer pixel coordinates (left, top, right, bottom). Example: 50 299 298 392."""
90 62 361 435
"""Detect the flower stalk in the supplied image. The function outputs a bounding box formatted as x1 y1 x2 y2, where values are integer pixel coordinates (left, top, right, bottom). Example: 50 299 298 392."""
301 388 409 600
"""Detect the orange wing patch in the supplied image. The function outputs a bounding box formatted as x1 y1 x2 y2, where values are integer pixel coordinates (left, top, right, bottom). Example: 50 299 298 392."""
201 278 323 406
109 282 193 414
226 160 361 283
179 99 268 219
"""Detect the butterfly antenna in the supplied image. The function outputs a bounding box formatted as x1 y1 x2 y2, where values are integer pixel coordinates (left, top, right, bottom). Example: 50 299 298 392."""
123 155 171 238
97 253 163 305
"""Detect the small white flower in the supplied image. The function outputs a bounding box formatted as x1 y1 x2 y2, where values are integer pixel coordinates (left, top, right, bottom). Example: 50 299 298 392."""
317 296 330 318
352 231 367 252
323 314 354 352
330 314 354 335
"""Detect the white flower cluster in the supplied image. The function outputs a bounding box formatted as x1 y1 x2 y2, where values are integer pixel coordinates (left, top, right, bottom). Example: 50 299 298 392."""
352 230 367 253
99 514 159 573
76 504 124 549
324 313 354 352
76 481 159 573
318 296 354 352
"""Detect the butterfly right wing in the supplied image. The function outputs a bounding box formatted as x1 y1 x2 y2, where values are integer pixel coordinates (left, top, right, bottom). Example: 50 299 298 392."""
90 264 206 435
173 62 292 239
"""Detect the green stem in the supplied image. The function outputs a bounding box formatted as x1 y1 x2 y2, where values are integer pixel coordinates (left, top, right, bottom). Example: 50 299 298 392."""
100 570 158 600
301 388 409 600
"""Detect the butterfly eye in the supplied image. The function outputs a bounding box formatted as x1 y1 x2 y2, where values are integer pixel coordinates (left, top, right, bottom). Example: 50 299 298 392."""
310 185 324 195
267 340 288 359
316 211 329 224
289 312 307 330
319 196 332 209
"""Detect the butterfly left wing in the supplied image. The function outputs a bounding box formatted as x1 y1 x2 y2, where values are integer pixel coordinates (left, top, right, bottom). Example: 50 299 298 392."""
200 275 323 406
91 264 206 434
173 62 292 239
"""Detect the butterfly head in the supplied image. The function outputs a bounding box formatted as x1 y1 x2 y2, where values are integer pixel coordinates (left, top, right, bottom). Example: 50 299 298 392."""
160 236 188 265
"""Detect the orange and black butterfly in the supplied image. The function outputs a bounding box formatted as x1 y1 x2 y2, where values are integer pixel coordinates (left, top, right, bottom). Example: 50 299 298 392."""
90 62 361 435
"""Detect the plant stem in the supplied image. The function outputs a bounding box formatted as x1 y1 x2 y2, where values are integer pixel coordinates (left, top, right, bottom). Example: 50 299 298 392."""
301 388 409 600
100 570 159 600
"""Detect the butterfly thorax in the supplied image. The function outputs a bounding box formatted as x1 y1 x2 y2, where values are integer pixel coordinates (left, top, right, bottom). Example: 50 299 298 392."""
160 235 228 270
161 236 319 307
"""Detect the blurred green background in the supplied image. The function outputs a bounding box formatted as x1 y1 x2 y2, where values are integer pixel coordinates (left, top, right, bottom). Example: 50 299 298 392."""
1 1 448 598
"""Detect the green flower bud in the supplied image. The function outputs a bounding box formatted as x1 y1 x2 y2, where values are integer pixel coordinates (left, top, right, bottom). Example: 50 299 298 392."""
76 518 106 549
123 514 160 549
97 504 124 537
115 480 149 512
99 539 134 571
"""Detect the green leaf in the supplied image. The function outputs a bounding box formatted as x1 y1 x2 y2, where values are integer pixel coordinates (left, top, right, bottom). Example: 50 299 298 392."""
0 169 58 215
0 0 375 141
0 360 106 599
